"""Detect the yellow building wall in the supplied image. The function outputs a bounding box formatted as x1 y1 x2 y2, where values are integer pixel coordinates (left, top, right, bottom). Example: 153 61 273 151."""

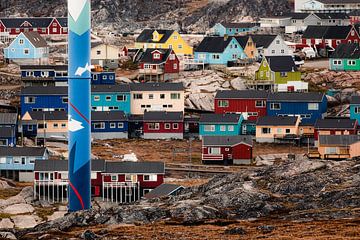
244 37 257 59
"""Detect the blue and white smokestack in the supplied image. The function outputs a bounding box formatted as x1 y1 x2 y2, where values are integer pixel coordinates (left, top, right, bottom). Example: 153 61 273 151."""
67 0 91 211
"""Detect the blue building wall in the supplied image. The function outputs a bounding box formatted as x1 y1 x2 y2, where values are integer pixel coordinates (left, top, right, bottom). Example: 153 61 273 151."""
91 72 116 85
0 125 17 147
4 33 48 59
194 37 247 65
0 155 47 171
22 124 38 138
266 99 328 124
91 120 128 133
21 95 68 116
213 23 258 37
350 104 360 123
91 92 131 114
199 116 244 137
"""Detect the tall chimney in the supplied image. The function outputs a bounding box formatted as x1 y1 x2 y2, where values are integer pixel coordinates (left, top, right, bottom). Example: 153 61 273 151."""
68 0 92 212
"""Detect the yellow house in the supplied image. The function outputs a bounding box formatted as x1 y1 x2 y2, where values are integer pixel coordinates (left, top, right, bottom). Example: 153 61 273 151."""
135 29 193 56
315 135 360 160
256 116 300 143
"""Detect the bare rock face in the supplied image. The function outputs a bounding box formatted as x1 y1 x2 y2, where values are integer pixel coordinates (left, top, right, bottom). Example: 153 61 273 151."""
0 218 14 229
3 203 35 215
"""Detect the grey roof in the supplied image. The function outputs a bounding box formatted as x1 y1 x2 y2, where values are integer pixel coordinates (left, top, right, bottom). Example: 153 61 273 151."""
21 86 67 95
143 111 183 122
349 10 360 16
28 111 67 121
256 116 298 126
313 13 349 20
138 48 172 64
350 96 360 104
0 17 53 28
285 12 311 19
91 84 130 93
34 159 106 172
203 135 253 147
195 36 233 53
234 36 250 49
268 92 325 102
314 118 357 129
0 146 46 157
0 127 13 138
302 25 353 39
215 90 268 99
20 65 68 71
91 42 103 49
105 161 165 174
136 29 174 43
23 32 48 48
91 111 127 121
199 113 241 124
144 183 184 199
318 135 360 146
56 17 68 27
250 35 277 48
265 56 297 72
331 43 360 59
220 22 259 29
129 83 183 91
0 113 17 125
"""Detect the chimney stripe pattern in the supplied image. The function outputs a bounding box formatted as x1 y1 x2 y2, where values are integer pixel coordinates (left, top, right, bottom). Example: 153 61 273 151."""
68 0 91 212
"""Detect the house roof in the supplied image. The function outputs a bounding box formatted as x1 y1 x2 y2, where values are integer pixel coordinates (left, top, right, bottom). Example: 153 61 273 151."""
0 17 54 28
91 111 127 121
349 10 360 16
136 29 174 43
313 13 349 20
91 84 130 93
20 65 68 71
91 42 103 49
220 22 258 28
250 35 277 48
256 116 299 126
144 183 184 199
0 127 13 138
21 86 67 95
105 161 165 174
202 135 253 147
234 36 250 49
215 90 268 99
34 159 106 172
199 113 241 124
302 25 353 39
331 43 360 59
285 12 311 20
195 36 233 53
143 111 183 122
22 32 48 48
350 95 360 104
267 92 325 102
56 17 68 27
0 146 46 157
129 83 183 91
138 48 173 64
26 111 67 121
265 56 297 72
0 113 17 125
318 135 360 146
314 118 357 129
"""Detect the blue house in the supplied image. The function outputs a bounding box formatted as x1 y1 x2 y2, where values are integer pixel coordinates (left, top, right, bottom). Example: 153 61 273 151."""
4 32 49 65
91 111 128 139
0 113 18 147
350 96 360 124
91 72 116 85
194 36 247 66
267 92 327 124
20 86 68 116
199 113 243 138
213 22 259 37
91 85 131 114
0 146 48 181
20 65 68 87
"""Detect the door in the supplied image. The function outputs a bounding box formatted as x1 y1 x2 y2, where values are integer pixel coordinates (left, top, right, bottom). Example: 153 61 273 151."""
99 60 104 67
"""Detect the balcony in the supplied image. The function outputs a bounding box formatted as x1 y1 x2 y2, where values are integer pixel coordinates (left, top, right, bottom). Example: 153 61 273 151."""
324 153 351 160
139 66 164 75
308 150 321 159
274 134 299 139
202 154 224 161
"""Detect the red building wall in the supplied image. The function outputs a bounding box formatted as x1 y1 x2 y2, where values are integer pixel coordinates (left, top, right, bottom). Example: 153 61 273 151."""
164 52 180 74
314 129 356 140
48 19 61 35
143 122 184 134
203 144 252 161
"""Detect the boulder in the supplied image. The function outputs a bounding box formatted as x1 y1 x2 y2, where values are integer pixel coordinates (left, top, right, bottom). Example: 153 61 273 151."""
230 77 246 90
0 232 16 240
3 203 35 215
0 180 11 189
47 211 67 221
0 218 14 229
11 215 38 229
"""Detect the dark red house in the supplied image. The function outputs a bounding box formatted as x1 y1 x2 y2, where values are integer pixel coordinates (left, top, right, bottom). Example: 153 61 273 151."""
314 118 358 144
0 17 67 36
302 25 360 52
214 90 268 121
138 48 180 81
202 135 253 165
143 111 184 139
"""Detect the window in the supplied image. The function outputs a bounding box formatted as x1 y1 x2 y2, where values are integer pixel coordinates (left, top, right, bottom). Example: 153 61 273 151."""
37 123 47 129
25 96 35 104
280 72 288 77
110 123 116 129
204 125 215 132
220 125 226 131
171 93 180 99
348 60 356 66
262 128 271 134
102 75 107 80
198 54 206 60
111 175 118 181
285 129 291 134
164 123 171 129
21 157 26 165
169 44 173 49
149 94 154 99
61 123 66 128
228 125 234 131
24 49 29 55
169 54 175 60
14 158 20 164
173 63 178 69
19 39 24 45
28 125 33 131
212 54 220 60
118 123 124 128
0 157 6 164
53 123 59 128
173 123 179 129
271 50 275 54
153 53 160 59
281 49 285 54
218 100 229 108
125 174 135 182
255 100 266 108
62 97 68 103
144 64 151 69
105 96 112 101
133 93 143 99
333 60 342 65
308 103 319 110
277 128 282 134
143 175 157 181
355 106 360 114
94 95 100 101
148 123 160 130
93 122 105 129
96 50 101 55
270 103 281 110
143 189 151 195
117 95 126 101
209 147 220 154
178 45 182 49
173 35 178 40
276 40 280 44
232 54 237 59
160 94 165 99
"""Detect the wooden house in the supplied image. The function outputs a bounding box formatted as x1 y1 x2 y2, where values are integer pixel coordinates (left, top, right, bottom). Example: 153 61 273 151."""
199 113 243 138
250 34 293 58
91 42 119 69
91 85 131 114
20 65 68 87
202 135 253 165
91 111 128 140
212 22 259 36
0 113 18 147
256 116 300 143
330 43 360 71
350 96 360 124
235 36 257 59
313 135 360 160
314 118 358 145
143 111 184 139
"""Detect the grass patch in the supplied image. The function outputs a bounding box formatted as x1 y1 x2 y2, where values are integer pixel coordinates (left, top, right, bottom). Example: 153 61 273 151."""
0 188 22 199
35 207 56 221
0 213 12 219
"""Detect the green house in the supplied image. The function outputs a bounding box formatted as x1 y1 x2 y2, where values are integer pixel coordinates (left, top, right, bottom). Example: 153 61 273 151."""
330 43 360 71
254 56 305 92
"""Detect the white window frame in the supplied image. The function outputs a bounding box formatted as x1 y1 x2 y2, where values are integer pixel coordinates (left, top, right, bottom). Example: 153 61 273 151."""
270 103 281 110
308 103 319 110
204 125 215 132
209 147 221 155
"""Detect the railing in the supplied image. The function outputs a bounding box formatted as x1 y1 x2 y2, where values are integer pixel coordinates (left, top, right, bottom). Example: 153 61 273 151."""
308 151 321 159
33 179 69 203
324 154 351 159
202 154 224 160
102 181 140 203
139 68 164 74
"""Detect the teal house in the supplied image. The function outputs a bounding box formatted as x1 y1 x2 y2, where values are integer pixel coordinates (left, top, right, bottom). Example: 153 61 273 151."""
199 113 243 138
350 96 360 124
91 85 131 114
213 22 259 37
194 36 247 66
330 43 360 71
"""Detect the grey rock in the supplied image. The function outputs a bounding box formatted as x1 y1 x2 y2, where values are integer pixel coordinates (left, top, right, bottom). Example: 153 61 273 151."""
0 232 17 240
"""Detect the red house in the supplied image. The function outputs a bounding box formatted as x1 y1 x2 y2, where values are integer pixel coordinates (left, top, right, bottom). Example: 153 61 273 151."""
214 90 268 121
143 111 184 139
0 17 67 36
202 135 253 165
302 25 360 51
314 118 358 145
138 48 180 81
